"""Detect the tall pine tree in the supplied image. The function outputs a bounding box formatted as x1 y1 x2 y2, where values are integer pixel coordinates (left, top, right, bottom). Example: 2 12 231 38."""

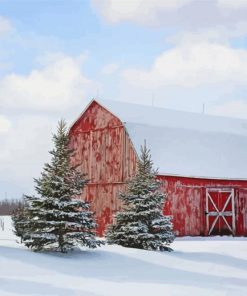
17 120 103 252
106 143 175 251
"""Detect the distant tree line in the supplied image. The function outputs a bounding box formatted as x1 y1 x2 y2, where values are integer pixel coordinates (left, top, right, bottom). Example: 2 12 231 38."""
0 198 24 215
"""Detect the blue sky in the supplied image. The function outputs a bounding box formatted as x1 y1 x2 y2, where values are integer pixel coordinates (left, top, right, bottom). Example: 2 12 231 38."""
0 1 170 78
1 0 247 199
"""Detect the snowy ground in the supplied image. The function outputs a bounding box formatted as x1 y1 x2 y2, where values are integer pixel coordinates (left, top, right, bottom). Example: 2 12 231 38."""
0 216 247 296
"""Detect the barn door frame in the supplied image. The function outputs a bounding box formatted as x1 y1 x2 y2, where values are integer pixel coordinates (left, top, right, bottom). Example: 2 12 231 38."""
205 188 236 235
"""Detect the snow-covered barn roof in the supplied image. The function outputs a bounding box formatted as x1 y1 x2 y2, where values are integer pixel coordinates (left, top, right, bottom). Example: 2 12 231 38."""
96 99 247 180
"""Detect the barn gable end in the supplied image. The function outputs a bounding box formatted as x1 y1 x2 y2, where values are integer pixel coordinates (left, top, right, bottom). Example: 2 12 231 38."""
69 100 137 235
69 100 122 133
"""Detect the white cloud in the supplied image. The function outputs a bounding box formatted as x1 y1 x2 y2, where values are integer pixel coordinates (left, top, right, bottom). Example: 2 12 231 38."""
0 16 12 36
123 42 247 88
0 52 98 196
92 0 193 25
217 0 247 10
0 53 94 112
0 115 11 133
169 21 247 45
210 100 247 119
0 115 56 194
101 63 119 75
92 0 247 29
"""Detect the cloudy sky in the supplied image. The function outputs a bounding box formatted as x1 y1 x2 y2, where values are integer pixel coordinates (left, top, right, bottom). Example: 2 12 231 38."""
1 0 247 199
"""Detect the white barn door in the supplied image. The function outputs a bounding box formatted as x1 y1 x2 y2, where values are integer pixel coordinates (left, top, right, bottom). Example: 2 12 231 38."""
205 188 235 235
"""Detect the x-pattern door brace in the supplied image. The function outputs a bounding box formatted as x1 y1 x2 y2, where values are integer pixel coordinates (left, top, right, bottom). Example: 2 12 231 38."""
206 189 235 235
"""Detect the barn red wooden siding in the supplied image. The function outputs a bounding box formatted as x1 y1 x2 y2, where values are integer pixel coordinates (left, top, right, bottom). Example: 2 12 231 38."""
69 100 247 237
69 101 137 236
160 176 247 236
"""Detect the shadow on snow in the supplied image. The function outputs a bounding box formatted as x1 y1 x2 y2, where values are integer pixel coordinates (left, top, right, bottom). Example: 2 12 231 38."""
0 244 246 294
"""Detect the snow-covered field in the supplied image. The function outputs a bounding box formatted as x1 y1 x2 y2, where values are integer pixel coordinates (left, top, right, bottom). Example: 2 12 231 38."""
0 216 247 296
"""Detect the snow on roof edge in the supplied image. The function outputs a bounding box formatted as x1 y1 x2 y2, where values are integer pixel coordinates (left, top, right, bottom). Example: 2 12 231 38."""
157 172 247 181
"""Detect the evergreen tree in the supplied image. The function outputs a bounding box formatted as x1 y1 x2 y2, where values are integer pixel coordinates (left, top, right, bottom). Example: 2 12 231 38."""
18 120 103 252
106 143 175 251
12 201 26 242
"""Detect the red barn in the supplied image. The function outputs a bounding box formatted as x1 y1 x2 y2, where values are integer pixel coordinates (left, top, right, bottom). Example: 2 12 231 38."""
69 99 247 237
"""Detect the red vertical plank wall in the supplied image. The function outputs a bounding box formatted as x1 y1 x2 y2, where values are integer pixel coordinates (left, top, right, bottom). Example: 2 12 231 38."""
69 101 137 236
160 175 247 236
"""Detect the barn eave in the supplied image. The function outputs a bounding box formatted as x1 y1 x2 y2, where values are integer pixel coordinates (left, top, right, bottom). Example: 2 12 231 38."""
157 172 247 182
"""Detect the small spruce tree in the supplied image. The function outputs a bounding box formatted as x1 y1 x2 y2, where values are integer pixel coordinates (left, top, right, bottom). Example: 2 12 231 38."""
12 200 26 243
17 120 103 252
106 143 175 251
